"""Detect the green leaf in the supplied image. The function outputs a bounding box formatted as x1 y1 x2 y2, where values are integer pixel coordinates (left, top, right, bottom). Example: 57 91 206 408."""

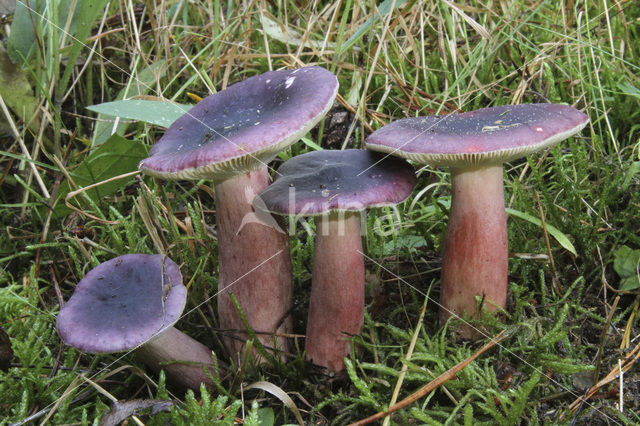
339 0 408 54
7 0 78 64
256 407 275 426
505 208 577 256
613 245 640 291
244 381 304 426
618 82 640 99
52 134 147 217
8 0 110 97
299 136 323 151
0 44 37 130
6 0 42 64
261 15 336 50
90 61 167 146
435 199 578 256
0 0 15 14
87 100 193 129
383 234 428 253
622 161 640 191
57 0 111 98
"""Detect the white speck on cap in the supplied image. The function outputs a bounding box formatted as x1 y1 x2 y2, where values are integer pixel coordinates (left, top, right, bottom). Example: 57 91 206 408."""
139 67 339 181
285 76 296 88
365 104 589 168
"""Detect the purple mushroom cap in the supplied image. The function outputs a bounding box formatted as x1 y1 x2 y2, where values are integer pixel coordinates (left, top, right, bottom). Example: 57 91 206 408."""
57 254 186 353
365 104 589 166
255 149 417 216
139 67 338 181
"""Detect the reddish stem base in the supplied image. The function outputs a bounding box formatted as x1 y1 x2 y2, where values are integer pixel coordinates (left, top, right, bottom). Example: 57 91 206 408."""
306 212 364 373
439 166 508 339
215 168 293 360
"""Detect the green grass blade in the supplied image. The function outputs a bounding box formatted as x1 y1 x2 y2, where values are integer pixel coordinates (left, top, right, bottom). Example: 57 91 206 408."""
505 207 577 256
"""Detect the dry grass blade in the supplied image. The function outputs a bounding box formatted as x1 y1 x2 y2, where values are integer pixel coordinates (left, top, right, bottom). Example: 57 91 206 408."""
0 94 50 199
566 339 640 416
349 330 508 426
134 193 166 255
78 374 145 426
535 190 562 295
441 0 490 40
382 297 427 426
244 380 304 426
619 299 639 350
38 375 83 425
261 13 337 51
594 295 619 382
64 170 141 224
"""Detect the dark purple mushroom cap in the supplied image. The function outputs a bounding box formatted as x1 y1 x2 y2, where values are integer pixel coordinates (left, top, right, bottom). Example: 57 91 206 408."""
57 254 186 353
255 149 417 216
365 104 589 167
139 67 338 181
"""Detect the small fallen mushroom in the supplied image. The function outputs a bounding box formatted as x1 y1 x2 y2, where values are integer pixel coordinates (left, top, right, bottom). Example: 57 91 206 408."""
366 103 589 339
139 67 338 359
255 149 417 372
56 254 218 391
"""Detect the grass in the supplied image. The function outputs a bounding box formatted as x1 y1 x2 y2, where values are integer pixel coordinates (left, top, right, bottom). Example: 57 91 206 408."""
1 0 639 424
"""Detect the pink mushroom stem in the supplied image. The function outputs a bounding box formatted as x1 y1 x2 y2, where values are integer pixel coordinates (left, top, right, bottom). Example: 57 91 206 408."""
439 165 508 339
306 211 365 373
214 167 293 360
136 327 218 391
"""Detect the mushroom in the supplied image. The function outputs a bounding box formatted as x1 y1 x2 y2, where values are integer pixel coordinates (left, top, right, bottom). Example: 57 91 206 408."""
366 103 589 339
255 149 417 372
139 67 338 359
56 254 219 391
